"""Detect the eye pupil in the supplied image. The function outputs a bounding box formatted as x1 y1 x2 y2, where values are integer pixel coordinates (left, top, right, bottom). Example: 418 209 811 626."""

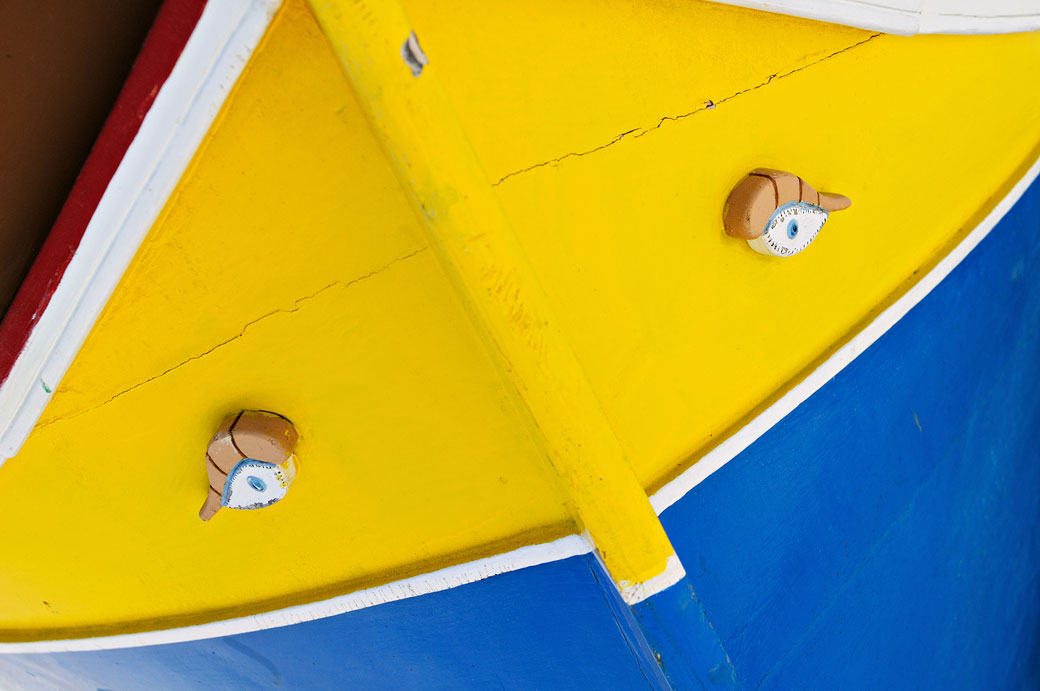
247 475 266 492
787 220 799 239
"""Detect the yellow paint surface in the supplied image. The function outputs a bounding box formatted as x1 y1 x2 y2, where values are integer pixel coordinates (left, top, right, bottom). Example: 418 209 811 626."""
0 0 1037 636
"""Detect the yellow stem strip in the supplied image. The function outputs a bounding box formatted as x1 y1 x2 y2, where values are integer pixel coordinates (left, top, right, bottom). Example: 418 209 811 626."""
306 0 681 594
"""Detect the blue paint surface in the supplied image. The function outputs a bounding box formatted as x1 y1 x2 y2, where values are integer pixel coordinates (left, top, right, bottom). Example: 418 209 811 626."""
637 177 1040 689
0 555 661 690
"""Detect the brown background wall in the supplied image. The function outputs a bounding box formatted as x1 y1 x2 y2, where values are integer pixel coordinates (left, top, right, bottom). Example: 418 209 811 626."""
0 0 165 316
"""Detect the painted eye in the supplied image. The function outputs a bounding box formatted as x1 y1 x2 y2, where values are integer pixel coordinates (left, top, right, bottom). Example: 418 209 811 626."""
748 202 829 257
221 459 295 510
722 169 850 258
200 410 299 521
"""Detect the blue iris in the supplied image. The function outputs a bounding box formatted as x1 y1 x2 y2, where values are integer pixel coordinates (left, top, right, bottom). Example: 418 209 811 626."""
247 475 267 492
787 219 799 239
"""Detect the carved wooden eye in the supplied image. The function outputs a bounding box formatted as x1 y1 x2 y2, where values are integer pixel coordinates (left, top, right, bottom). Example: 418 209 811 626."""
723 168 851 257
199 410 299 521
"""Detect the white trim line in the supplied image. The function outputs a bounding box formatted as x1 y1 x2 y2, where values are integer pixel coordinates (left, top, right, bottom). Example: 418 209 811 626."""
619 554 687 605
650 153 1040 515
707 0 1040 35
0 0 282 462
0 534 592 653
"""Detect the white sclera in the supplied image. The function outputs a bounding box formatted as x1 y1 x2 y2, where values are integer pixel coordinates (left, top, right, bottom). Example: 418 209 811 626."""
223 457 297 510
748 201 829 257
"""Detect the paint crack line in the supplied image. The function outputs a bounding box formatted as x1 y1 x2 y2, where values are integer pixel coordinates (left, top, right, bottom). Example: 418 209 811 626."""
751 422 964 691
37 247 428 429
493 33 881 187
493 128 642 186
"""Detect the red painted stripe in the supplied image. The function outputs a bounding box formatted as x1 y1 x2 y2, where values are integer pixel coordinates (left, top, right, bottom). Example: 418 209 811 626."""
0 0 208 385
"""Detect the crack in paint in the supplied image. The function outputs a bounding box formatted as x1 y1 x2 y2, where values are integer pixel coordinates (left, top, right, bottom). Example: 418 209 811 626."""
750 422 976 690
587 561 661 689
223 638 283 686
37 247 428 429
493 34 882 187
748 316 1040 689
751 478 925 690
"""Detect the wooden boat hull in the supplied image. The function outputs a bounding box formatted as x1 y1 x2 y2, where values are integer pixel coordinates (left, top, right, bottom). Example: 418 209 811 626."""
1 162 1037 689
0 0 1037 687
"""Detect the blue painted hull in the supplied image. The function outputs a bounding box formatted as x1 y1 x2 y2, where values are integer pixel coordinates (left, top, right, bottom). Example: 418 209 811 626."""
2 178 1039 689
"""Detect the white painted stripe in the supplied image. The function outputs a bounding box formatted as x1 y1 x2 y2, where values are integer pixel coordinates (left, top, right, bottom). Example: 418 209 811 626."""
0 0 283 462
0 534 592 653
650 153 1040 515
706 0 1040 35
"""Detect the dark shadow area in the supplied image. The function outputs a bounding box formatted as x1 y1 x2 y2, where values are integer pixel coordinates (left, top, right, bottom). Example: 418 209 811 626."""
0 0 166 316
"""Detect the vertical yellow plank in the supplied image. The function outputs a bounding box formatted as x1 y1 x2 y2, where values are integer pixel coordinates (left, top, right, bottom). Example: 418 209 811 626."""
306 0 682 599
